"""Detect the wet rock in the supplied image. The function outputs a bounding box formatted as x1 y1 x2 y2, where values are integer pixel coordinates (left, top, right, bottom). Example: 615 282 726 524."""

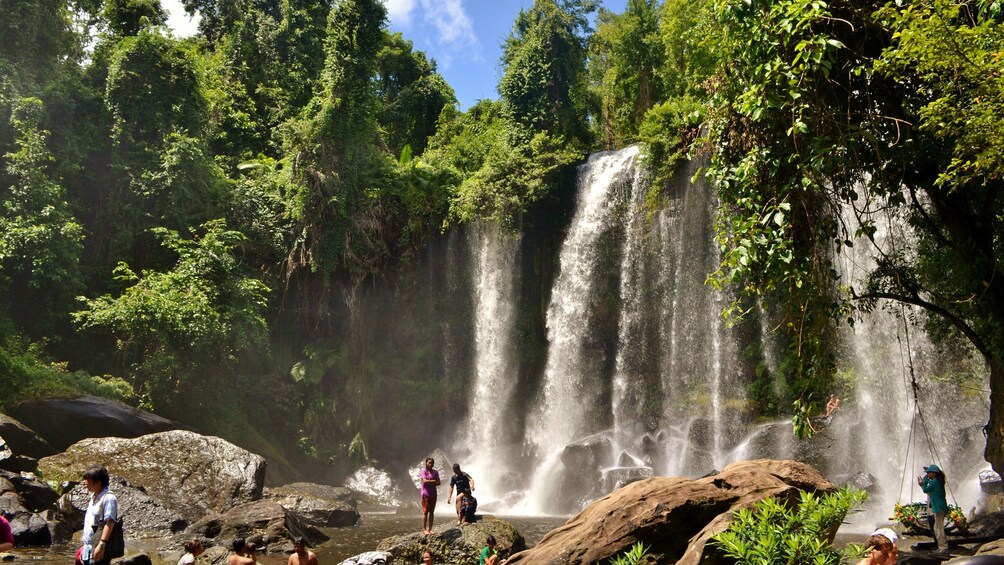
833 471 880 495
8 397 188 451
377 515 525 565
344 466 405 510
506 459 836 565
264 482 359 527
177 499 328 552
38 430 265 523
0 552 13 561
603 466 653 491
0 415 56 460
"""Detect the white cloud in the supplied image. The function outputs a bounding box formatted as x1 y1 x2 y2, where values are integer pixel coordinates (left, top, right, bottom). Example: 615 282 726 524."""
384 0 418 27
417 0 481 67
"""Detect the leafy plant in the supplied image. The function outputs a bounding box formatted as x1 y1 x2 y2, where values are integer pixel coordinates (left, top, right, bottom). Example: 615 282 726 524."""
607 541 650 565
712 488 867 565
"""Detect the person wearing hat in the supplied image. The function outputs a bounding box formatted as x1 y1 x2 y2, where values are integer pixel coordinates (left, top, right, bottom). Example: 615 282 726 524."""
856 528 898 565
919 463 949 551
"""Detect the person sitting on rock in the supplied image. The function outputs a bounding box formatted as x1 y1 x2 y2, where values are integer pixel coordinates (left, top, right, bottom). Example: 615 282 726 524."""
421 549 435 564
227 537 255 565
177 538 205 565
479 535 499 565
447 464 475 527
0 514 13 552
856 528 898 565
289 537 318 565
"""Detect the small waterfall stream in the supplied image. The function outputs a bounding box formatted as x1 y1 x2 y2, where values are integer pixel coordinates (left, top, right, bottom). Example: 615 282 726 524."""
457 222 521 496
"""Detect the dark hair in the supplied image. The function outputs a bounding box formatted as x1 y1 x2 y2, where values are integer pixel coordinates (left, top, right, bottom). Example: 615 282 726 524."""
426 457 434 465
183 539 203 553
934 470 947 486
293 537 306 547
486 535 496 546
865 534 894 553
452 463 461 471
82 466 110 489
232 537 246 552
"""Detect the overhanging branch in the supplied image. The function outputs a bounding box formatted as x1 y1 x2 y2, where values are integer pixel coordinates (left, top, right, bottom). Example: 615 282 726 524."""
852 289 990 361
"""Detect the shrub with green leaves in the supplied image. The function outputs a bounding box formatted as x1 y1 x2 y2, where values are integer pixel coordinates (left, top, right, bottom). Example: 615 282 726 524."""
712 487 866 565
607 541 651 565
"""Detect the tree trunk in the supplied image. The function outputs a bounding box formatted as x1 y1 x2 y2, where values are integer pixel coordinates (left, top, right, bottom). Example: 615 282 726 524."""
986 358 1004 474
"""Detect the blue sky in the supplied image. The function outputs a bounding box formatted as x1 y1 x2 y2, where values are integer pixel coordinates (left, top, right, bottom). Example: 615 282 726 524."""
161 0 628 110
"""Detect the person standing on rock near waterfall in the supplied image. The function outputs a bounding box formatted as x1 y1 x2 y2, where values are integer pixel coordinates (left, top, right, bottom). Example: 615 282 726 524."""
447 463 475 526
420 457 441 535
75 466 118 565
919 463 949 551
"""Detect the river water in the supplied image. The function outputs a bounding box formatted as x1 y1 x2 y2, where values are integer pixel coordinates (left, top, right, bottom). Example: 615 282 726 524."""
9 513 568 565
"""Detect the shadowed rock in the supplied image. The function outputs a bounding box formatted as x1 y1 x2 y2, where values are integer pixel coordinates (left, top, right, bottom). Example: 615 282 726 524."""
8 397 188 451
175 499 328 552
505 459 836 565
0 415 56 460
264 482 359 527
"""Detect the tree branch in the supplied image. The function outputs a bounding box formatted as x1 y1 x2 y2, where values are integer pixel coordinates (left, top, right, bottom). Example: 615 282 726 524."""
851 288 990 361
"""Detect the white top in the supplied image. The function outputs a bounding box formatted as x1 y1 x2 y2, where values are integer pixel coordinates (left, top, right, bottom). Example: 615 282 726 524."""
82 489 118 546
177 553 197 565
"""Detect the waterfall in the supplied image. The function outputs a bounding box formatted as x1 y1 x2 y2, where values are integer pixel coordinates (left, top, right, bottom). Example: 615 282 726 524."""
452 146 988 520
653 159 742 476
521 147 640 513
457 222 521 499
830 196 990 527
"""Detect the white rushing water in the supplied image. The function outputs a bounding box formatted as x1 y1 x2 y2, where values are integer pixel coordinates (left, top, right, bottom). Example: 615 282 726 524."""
457 147 988 520
457 222 521 499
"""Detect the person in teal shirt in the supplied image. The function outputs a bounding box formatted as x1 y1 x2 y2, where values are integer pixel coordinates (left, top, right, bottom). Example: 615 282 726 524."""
919 463 949 551
478 535 498 565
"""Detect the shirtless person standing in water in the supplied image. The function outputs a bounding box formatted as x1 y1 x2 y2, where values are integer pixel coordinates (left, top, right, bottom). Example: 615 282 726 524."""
227 537 255 565
287 537 317 565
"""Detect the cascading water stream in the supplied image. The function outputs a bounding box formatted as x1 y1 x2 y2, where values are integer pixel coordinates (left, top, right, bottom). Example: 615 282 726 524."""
455 222 520 502
520 147 640 513
458 147 988 520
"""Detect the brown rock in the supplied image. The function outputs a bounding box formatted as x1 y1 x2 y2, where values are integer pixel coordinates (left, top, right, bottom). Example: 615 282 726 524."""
505 459 836 565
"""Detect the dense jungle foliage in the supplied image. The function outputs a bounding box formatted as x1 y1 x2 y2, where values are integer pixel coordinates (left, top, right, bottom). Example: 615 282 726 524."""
1 0 1003 476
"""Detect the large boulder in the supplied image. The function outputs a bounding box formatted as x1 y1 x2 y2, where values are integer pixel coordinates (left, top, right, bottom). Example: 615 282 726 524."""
55 478 188 539
8 397 188 451
505 459 836 565
0 415 56 459
38 430 265 523
0 494 51 546
377 516 525 565
344 467 406 511
264 482 359 527
176 499 329 552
